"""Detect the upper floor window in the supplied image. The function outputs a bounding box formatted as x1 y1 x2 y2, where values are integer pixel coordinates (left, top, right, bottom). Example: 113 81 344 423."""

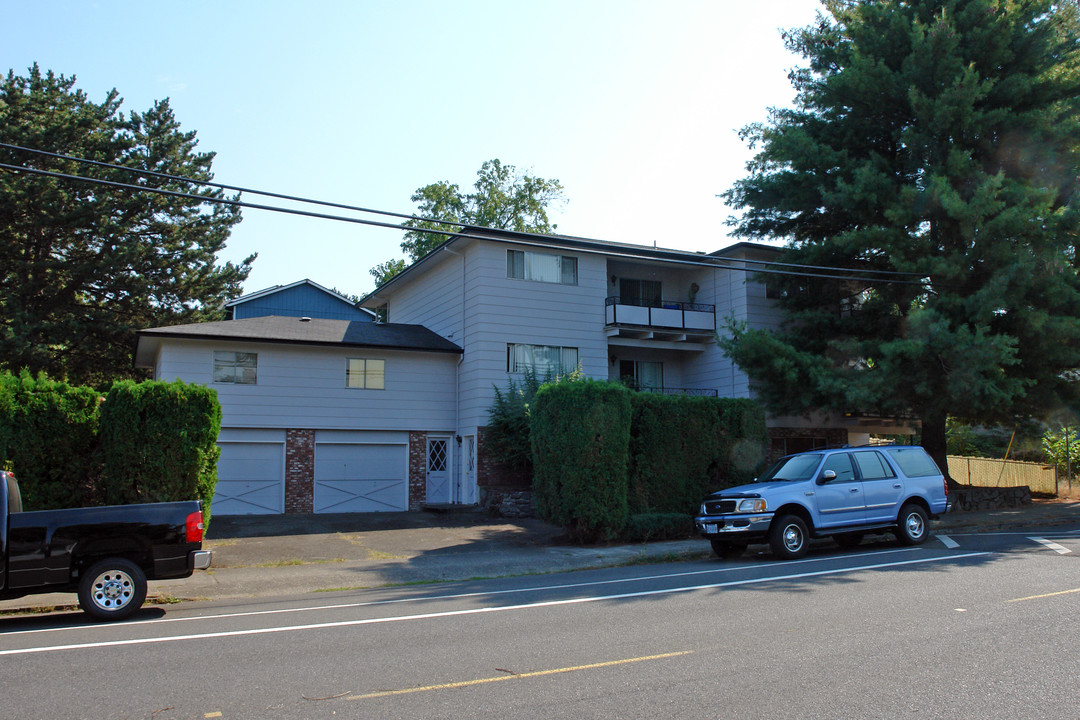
619 278 662 307
507 343 578 376
346 358 385 390
507 249 577 285
214 351 257 385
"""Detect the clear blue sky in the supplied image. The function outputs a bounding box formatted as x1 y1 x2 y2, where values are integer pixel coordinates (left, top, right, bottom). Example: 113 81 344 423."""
5 0 823 298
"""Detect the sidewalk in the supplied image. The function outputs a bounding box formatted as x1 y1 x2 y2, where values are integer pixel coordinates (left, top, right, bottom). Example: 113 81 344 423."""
3 499 1079 615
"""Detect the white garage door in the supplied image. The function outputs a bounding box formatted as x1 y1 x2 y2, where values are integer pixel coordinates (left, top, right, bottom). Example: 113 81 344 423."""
314 443 408 513
214 442 285 515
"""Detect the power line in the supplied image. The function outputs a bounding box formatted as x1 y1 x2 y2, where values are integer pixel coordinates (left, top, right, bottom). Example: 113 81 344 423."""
0 156 933 288
0 143 930 280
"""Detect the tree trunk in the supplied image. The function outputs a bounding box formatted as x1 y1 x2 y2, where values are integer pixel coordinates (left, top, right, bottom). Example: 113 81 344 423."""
920 411 957 490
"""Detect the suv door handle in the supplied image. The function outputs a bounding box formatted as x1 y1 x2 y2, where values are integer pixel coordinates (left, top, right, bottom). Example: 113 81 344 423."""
893 483 902 489
849 488 859 493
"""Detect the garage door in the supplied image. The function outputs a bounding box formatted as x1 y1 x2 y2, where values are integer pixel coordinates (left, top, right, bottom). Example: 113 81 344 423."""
314 443 407 513
214 442 285 515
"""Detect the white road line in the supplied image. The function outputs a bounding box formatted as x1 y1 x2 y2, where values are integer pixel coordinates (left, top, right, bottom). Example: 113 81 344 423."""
1 547 925 638
1030 537 1072 555
0 551 990 657
937 535 960 549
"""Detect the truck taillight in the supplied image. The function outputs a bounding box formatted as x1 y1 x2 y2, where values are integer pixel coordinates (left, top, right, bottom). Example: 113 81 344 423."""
943 478 949 497
186 510 205 543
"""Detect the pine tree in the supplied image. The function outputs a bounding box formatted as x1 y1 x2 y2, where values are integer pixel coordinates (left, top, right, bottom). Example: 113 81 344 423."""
0 65 253 384
721 1 1080 473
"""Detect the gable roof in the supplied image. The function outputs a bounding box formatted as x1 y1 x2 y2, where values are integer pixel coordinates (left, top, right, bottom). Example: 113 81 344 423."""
227 279 360 309
135 316 461 368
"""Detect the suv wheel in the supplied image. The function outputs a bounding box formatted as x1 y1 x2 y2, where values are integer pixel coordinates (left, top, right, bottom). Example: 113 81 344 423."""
896 503 929 546
769 514 809 560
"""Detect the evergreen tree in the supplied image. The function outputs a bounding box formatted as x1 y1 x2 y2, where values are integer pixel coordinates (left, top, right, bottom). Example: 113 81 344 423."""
0 65 253 384
370 159 564 285
721 1 1080 473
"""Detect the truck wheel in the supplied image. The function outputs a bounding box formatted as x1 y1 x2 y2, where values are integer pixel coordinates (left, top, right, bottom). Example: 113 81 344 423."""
78 558 147 622
710 539 746 559
896 503 929 546
769 515 809 560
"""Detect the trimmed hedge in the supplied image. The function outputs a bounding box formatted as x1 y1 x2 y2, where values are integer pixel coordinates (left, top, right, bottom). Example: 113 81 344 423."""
99 380 221 524
531 380 632 543
0 371 104 510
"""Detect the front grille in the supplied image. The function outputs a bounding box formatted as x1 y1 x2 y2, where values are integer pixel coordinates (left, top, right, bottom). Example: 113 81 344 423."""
704 499 737 514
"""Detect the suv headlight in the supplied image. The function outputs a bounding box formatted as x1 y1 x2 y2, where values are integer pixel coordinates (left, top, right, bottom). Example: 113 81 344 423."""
737 498 767 513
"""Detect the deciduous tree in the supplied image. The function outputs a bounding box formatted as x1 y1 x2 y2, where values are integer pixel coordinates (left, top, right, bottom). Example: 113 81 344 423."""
370 159 564 285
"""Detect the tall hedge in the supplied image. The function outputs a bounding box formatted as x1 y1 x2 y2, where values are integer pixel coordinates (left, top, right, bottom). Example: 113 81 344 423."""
628 395 768 515
99 380 221 522
531 380 632 542
0 370 104 510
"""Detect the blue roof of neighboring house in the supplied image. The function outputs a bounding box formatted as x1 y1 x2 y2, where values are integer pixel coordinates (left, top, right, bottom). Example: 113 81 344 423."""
227 279 375 322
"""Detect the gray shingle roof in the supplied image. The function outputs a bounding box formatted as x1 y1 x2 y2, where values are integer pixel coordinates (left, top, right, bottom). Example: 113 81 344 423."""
137 316 461 355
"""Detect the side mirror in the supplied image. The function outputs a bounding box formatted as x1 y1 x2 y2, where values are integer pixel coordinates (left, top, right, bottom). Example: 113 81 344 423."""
817 469 837 485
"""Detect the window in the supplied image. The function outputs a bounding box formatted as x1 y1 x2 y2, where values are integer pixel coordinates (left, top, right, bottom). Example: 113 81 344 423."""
346 358 385 389
213 351 257 384
884 447 941 477
852 451 895 480
507 249 577 285
507 343 578 375
619 360 663 391
821 453 856 483
619 278 662 307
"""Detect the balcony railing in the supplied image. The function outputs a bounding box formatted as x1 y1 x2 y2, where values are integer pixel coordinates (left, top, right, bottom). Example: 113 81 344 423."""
604 296 715 333
632 385 719 397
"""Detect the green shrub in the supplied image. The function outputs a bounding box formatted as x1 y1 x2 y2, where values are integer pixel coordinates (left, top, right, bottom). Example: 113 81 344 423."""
531 380 632 543
622 513 694 543
628 395 768 515
99 380 221 524
0 370 103 510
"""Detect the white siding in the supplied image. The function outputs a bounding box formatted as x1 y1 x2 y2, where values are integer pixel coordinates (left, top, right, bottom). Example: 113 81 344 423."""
155 339 458 431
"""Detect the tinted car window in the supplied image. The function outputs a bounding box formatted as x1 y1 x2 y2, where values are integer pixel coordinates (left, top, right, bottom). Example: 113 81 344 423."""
852 451 895 480
883 447 941 477
821 453 856 482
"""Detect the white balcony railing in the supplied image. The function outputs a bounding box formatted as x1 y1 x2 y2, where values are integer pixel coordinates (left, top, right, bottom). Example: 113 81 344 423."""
604 297 715 332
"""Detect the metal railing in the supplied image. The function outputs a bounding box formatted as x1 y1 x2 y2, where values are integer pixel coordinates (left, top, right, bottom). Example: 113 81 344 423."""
604 296 715 332
604 296 715 313
620 383 718 397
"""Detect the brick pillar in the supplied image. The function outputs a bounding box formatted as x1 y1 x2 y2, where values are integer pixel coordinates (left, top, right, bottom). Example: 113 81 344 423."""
408 431 428 510
285 429 315 514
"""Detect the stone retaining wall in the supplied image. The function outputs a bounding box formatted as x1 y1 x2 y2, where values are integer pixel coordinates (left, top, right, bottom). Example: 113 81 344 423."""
951 485 1032 511
479 487 535 518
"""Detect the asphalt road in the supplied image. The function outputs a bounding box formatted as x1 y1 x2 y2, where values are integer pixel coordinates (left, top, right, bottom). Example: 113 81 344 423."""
2 527 1079 720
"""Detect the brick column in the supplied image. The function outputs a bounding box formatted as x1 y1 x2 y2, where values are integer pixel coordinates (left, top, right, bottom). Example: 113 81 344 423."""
285 429 315 513
408 431 427 510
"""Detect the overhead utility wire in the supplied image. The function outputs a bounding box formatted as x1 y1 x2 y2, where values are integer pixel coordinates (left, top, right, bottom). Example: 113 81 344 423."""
0 142 925 280
0 160 933 287
0 142 460 230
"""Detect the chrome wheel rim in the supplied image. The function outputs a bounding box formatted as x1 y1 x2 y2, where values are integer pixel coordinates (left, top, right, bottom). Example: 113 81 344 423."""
89 569 135 612
783 524 804 552
905 512 925 540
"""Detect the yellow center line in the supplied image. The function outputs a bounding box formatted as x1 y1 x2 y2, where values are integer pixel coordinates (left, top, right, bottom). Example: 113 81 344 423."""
346 650 694 701
1009 587 1080 603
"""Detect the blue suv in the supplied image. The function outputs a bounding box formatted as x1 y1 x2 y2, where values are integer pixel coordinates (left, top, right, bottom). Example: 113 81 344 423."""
694 446 950 560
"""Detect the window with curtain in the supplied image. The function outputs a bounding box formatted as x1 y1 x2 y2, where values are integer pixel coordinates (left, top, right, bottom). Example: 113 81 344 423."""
507 343 579 375
619 278 662 307
507 249 577 285
346 358 385 389
619 360 663 391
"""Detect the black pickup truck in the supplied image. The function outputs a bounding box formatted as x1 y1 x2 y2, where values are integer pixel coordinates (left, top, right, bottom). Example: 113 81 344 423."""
0 470 212 621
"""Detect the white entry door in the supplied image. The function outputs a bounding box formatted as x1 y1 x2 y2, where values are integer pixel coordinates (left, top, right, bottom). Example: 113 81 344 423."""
426 437 451 504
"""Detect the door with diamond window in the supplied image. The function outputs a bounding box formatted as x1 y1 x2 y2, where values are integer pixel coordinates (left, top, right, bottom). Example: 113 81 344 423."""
426 437 451 504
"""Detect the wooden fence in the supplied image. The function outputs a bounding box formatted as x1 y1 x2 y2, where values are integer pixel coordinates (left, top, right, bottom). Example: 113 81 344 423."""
947 455 1058 495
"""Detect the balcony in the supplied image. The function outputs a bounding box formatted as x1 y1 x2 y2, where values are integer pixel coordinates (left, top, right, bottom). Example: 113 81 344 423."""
604 296 715 346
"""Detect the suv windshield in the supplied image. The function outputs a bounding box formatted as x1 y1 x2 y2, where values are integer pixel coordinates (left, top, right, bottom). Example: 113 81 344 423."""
759 454 823 482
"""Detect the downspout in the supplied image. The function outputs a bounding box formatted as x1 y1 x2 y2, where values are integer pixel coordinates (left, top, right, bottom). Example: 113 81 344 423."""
443 246 466 504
